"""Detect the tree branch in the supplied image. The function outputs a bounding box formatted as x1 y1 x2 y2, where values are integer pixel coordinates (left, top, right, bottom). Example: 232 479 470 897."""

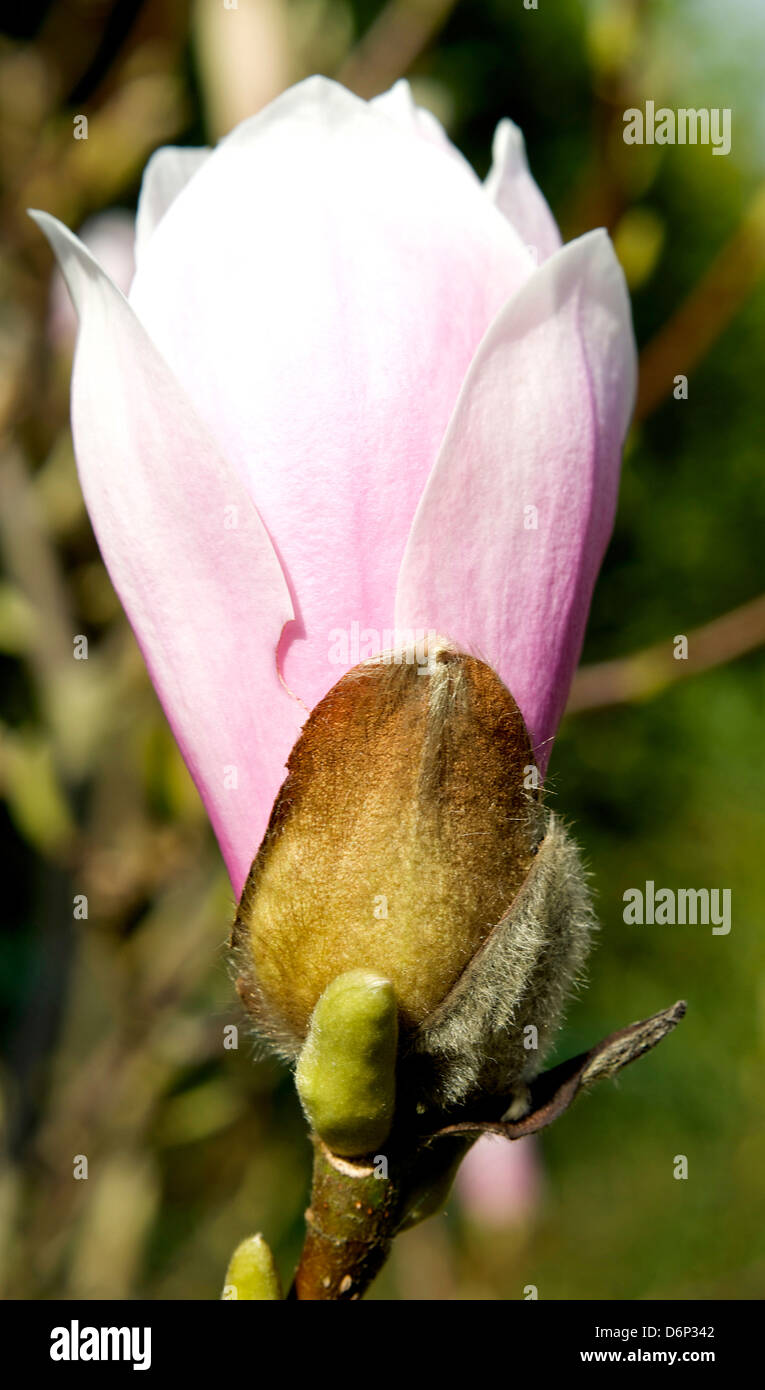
567 595 765 714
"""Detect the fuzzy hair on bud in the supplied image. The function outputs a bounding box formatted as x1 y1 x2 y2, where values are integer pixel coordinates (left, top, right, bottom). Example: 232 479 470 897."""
231 638 593 1117
233 639 543 1047
409 810 595 1111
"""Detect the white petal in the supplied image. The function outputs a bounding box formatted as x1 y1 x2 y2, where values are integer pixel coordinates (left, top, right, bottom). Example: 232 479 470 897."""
129 76 535 718
484 119 561 263
135 145 210 265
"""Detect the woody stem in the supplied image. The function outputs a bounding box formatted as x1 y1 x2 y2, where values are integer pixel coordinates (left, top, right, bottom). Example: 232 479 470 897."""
290 1141 401 1300
289 1132 471 1300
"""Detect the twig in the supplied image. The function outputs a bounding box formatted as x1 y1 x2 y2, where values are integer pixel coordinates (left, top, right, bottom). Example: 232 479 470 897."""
635 186 765 420
567 594 765 714
336 0 459 100
289 1002 686 1298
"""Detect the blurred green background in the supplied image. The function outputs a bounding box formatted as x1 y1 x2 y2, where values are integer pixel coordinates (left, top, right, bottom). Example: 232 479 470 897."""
1 0 763 1300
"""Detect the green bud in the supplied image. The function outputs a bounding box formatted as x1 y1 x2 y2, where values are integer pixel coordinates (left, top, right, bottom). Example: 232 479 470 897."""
295 970 397 1156
222 1233 282 1300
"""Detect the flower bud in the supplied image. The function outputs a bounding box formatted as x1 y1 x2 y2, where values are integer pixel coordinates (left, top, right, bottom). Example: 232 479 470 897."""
222 1233 281 1300
232 639 593 1114
295 970 398 1156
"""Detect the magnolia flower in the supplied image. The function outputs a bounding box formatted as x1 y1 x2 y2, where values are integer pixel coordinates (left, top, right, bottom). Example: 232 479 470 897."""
32 76 636 904
456 1134 542 1228
35 77 663 1303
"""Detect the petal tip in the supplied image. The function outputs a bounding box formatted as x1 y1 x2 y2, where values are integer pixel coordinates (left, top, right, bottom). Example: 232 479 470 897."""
493 117 526 165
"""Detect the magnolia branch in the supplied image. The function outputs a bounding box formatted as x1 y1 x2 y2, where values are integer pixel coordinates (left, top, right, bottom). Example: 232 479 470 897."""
288 1002 686 1300
337 0 459 100
567 593 765 714
635 185 765 420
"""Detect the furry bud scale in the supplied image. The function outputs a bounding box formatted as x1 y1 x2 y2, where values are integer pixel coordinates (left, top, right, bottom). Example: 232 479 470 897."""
232 639 594 1114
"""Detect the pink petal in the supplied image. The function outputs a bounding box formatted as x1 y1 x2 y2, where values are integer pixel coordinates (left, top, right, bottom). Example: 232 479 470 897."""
395 230 637 773
30 211 303 898
128 77 535 715
456 1136 542 1226
134 145 210 266
485 119 562 264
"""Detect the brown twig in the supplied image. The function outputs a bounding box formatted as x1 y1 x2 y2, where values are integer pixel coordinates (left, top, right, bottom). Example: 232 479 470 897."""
635 186 765 421
567 594 765 714
290 1143 398 1300
432 1002 686 1140
336 0 459 100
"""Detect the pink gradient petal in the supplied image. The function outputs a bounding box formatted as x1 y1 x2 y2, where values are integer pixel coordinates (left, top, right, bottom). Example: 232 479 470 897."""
395 230 637 772
134 145 210 266
128 77 536 715
485 119 562 263
30 211 303 897
456 1136 542 1226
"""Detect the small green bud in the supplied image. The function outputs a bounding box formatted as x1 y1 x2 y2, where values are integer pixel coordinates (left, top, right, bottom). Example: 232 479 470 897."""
222 1233 282 1300
295 970 397 1156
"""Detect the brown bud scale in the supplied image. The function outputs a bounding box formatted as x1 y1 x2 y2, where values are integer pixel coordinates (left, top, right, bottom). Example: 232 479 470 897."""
232 641 544 1060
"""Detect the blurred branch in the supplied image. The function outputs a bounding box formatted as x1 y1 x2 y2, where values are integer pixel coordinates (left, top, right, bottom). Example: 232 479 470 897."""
0 444 73 678
567 593 765 713
17 66 185 236
337 0 459 99
192 0 296 138
636 186 765 420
